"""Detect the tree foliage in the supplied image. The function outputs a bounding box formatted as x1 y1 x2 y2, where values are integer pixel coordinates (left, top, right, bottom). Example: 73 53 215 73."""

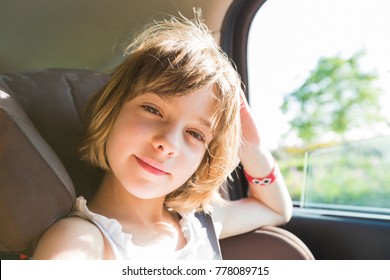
281 51 384 144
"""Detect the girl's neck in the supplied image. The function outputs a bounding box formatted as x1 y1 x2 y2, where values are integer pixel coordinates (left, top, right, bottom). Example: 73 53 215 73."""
88 171 169 226
88 171 186 250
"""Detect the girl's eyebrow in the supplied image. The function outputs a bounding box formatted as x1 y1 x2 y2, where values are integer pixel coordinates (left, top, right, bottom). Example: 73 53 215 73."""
141 92 164 101
196 116 212 128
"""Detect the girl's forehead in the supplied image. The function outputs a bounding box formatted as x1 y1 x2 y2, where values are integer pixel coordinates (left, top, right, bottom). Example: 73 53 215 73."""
139 88 217 108
137 84 219 103
157 85 218 99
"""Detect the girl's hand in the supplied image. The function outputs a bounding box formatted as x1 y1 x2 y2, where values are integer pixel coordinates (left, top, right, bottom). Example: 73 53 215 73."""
238 92 274 187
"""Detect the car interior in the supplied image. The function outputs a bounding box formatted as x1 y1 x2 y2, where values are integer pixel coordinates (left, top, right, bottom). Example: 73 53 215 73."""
0 68 314 260
1 0 390 260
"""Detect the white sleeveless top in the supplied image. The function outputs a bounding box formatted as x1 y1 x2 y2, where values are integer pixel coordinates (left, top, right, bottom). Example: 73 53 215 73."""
70 197 218 260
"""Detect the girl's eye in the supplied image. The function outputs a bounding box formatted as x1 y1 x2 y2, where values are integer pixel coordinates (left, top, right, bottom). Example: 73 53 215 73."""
187 130 205 142
142 105 162 117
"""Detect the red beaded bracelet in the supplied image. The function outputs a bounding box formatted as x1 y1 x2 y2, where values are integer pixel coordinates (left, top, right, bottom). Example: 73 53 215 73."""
243 158 278 186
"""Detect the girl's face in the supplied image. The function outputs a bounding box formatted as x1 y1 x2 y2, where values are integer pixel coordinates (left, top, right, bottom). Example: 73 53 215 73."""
105 87 217 199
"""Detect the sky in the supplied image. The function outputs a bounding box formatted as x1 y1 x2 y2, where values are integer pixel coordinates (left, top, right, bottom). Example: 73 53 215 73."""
247 0 390 149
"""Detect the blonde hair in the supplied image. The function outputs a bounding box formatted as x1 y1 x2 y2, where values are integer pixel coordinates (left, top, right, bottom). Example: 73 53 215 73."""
80 13 242 213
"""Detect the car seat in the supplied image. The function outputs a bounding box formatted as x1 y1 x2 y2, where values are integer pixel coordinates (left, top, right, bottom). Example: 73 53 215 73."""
0 69 314 260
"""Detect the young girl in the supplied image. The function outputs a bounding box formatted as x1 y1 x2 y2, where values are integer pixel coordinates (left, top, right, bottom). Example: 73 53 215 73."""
32 15 292 260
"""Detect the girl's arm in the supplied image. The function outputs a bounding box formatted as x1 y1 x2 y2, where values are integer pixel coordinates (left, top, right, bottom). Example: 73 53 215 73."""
213 94 293 239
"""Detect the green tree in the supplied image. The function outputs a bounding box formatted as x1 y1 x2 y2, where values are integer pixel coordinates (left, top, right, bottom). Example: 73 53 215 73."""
281 51 384 145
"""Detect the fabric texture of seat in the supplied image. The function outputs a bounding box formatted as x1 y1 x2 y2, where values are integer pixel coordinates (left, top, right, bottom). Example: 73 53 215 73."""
220 226 314 260
0 69 107 256
0 78 75 255
1 69 108 200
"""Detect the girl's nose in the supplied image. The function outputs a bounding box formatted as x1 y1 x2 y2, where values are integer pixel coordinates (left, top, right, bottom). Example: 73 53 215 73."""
153 127 180 157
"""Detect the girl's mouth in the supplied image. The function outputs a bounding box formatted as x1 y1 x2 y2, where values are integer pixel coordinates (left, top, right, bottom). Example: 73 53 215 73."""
135 156 170 176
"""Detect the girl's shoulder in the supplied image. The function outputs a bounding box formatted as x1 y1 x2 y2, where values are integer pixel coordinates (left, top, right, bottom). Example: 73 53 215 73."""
32 216 105 259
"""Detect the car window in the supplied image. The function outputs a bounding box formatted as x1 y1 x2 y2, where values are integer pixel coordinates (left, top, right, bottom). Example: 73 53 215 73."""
247 0 390 213
304 136 390 214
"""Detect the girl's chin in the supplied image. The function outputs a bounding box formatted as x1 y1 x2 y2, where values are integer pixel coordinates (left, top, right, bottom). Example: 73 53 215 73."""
123 186 173 201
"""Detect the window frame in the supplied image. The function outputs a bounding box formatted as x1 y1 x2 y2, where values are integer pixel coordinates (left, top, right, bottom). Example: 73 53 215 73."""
220 0 267 103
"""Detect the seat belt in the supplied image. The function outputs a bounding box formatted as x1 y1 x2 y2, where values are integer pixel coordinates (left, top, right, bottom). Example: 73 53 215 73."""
195 212 222 260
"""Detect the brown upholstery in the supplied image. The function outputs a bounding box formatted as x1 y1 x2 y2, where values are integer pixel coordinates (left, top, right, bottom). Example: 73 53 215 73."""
0 84 75 255
220 226 314 260
0 69 106 255
0 69 108 200
0 69 314 259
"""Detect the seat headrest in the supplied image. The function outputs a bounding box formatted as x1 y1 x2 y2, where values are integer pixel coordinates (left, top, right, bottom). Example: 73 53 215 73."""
0 69 108 255
0 86 75 255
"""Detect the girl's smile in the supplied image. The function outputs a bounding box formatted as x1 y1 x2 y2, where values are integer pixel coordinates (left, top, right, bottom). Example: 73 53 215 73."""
134 155 171 176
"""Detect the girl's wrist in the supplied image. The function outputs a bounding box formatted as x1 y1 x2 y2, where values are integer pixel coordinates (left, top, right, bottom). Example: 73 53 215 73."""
240 144 275 178
243 157 279 186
